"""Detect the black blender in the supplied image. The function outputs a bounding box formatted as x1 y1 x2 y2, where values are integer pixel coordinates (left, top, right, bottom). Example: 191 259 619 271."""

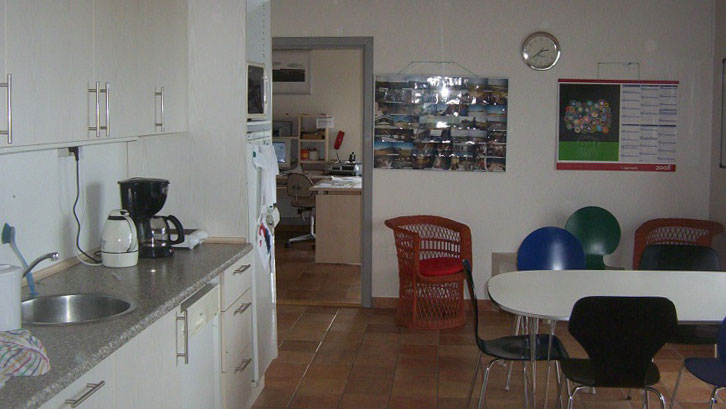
118 177 185 258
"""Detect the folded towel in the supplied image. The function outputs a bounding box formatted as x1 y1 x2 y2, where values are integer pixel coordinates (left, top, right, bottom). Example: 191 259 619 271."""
0 329 50 388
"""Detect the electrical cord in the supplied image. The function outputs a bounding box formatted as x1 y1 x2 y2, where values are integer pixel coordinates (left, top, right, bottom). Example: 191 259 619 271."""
71 148 102 265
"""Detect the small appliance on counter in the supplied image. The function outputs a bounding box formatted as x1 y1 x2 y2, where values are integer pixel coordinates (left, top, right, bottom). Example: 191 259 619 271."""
118 177 185 258
101 209 139 267
326 152 362 176
0 264 22 331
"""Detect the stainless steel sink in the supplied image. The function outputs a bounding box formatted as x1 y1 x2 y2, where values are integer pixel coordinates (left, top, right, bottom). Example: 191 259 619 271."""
22 293 136 325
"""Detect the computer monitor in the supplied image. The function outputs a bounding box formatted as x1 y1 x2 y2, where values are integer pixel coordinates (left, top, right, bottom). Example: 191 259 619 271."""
272 137 298 171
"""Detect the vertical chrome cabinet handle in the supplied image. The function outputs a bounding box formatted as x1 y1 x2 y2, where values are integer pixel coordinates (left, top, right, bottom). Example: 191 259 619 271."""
235 358 252 373
233 264 251 275
154 87 165 132
176 310 189 364
0 74 12 144
64 381 105 407
88 81 100 137
103 82 110 137
234 302 252 315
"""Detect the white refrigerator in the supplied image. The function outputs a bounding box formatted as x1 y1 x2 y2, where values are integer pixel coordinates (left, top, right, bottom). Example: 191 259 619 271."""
246 127 278 386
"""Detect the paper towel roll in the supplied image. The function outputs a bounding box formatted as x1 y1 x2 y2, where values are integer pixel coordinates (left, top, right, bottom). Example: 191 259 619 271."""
0 265 22 331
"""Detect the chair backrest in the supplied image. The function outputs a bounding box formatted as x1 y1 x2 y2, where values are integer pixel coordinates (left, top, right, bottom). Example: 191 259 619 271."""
639 244 721 271
517 227 586 271
633 218 724 269
718 317 726 365
568 296 676 387
286 173 314 206
462 259 487 350
384 215 472 263
564 206 621 270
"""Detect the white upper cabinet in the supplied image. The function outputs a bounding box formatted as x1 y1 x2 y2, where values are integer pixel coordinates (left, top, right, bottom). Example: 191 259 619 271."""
5 0 94 147
140 0 189 135
0 0 7 147
246 0 270 65
93 0 150 139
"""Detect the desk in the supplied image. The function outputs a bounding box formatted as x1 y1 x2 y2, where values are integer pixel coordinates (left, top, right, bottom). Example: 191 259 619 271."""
487 269 726 409
310 177 362 264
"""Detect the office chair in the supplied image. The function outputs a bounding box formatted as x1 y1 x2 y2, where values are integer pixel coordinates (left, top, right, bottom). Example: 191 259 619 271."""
285 173 316 247
463 259 569 409
633 218 724 269
670 316 726 409
559 296 676 409
564 206 621 269
639 244 721 345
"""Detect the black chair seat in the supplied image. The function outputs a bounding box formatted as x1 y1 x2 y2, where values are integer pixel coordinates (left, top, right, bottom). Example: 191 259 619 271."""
670 324 719 345
561 358 661 388
684 357 726 387
480 334 569 362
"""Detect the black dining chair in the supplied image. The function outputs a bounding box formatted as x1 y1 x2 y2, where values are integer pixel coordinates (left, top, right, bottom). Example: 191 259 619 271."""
463 259 569 409
558 296 677 409
639 244 721 345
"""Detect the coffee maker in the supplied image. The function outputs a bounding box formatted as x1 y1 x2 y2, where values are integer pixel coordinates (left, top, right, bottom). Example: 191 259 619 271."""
118 177 185 258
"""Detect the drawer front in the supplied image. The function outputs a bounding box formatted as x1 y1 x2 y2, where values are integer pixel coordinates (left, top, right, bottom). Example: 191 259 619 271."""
185 284 220 338
220 252 253 311
222 344 253 409
220 289 252 373
40 356 114 409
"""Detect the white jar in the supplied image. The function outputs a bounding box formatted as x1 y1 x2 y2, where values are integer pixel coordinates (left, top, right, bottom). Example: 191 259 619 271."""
0 265 22 331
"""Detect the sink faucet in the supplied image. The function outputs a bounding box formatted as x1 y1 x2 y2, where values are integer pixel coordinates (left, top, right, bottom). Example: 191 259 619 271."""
22 252 59 279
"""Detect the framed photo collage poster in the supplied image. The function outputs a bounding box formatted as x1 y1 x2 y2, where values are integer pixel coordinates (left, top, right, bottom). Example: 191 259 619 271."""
374 75 508 172
557 79 678 172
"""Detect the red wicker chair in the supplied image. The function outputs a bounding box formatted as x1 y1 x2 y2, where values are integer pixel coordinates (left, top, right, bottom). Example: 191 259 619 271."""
633 218 724 269
384 215 471 329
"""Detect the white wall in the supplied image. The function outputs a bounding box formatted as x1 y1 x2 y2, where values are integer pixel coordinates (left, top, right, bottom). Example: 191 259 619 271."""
273 49 363 160
272 0 716 298
711 0 726 263
0 144 128 268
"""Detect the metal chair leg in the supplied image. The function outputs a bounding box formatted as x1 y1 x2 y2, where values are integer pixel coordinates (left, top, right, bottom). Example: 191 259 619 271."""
708 386 725 409
669 364 686 409
566 385 589 409
465 351 482 409
504 315 522 391
477 359 500 409
644 386 666 409
642 388 649 409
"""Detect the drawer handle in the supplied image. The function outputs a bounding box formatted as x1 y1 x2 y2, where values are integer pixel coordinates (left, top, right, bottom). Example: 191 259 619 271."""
234 302 251 315
0 74 12 144
235 358 252 373
233 264 251 275
64 381 105 407
176 311 189 364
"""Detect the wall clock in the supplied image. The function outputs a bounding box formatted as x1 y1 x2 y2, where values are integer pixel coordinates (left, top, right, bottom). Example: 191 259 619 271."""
522 32 561 71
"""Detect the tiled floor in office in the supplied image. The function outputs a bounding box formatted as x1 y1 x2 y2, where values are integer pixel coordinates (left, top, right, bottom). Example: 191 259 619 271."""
252 305 722 409
275 230 361 306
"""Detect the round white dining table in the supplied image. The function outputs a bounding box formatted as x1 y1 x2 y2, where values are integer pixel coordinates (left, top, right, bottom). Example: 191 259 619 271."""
487 269 726 324
485 269 726 409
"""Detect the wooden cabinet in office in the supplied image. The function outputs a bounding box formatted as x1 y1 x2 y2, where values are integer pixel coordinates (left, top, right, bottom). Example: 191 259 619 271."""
5 1 94 147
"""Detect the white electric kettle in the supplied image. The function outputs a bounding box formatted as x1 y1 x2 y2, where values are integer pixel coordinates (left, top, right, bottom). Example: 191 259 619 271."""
101 209 139 267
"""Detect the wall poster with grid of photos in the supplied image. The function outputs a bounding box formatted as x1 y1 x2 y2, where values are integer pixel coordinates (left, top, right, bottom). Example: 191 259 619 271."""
374 75 508 172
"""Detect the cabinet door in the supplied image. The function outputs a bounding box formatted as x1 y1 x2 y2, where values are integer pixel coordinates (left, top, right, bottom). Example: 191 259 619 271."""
246 0 270 65
114 308 182 409
39 355 115 409
0 0 7 147
140 0 188 135
94 0 151 139
5 1 93 147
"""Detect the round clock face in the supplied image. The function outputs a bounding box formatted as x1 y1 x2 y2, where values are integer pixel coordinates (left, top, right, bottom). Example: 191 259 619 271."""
522 32 561 71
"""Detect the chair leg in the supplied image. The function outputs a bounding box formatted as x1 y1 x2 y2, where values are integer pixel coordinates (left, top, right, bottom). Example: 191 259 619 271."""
642 388 650 409
477 359 500 409
668 363 686 409
709 386 724 409
566 385 588 409
505 315 522 391
644 386 666 409
465 351 482 409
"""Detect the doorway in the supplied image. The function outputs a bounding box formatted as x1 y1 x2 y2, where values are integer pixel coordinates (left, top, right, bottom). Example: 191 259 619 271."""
272 37 373 307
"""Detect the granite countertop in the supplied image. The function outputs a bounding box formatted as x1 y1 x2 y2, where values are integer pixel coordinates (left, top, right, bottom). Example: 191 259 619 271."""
1 242 251 409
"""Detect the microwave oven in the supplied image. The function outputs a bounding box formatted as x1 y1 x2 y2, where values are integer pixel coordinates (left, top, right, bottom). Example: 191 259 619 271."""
247 62 268 120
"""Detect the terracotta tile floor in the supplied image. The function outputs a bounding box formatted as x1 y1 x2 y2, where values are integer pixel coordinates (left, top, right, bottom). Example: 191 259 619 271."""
253 305 722 409
275 230 361 306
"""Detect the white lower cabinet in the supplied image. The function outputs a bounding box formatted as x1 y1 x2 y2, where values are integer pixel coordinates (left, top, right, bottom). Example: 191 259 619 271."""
222 344 253 409
39 356 115 409
114 308 182 409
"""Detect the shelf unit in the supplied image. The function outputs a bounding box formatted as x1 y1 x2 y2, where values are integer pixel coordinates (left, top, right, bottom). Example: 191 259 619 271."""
275 114 329 171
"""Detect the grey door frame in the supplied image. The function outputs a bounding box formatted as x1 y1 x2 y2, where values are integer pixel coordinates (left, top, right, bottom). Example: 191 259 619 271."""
271 36 374 308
